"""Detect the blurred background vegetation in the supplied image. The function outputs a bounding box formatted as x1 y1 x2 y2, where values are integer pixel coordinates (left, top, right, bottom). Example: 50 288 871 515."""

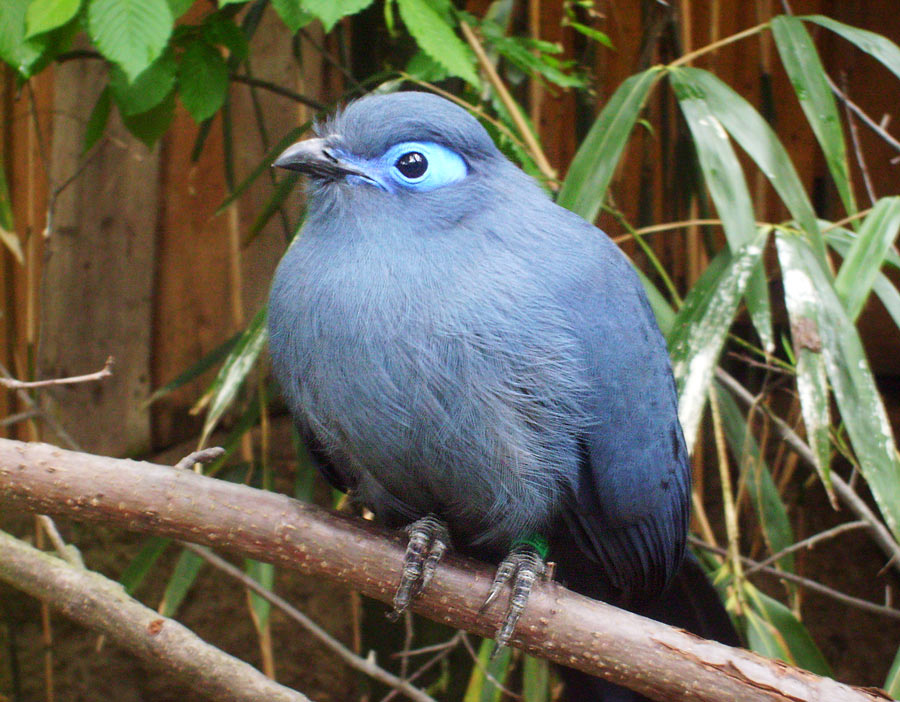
2 0 900 700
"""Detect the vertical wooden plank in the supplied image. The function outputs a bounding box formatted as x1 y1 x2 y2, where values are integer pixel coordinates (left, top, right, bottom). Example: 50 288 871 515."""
37 58 158 455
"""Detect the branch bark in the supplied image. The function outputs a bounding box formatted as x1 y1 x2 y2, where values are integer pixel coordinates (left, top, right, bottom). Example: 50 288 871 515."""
0 438 889 702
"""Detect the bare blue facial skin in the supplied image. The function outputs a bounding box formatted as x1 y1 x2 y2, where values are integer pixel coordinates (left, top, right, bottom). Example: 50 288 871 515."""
269 91 737 701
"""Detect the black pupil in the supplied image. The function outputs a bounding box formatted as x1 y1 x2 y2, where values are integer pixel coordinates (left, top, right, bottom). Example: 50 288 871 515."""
396 152 428 179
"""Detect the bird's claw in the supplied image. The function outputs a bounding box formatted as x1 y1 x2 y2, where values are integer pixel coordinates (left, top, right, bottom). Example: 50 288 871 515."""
480 543 546 652
390 514 451 619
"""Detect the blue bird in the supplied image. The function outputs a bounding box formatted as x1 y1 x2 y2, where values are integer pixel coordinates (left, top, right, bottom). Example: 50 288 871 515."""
269 91 737 700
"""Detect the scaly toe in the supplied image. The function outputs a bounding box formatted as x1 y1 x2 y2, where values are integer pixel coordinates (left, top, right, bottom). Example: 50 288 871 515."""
391 514 451 616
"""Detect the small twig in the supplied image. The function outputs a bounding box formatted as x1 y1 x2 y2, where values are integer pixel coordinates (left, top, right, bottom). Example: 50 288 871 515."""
230 74 327 111
827 72 900 157
381 633 464 702
690 536 900 621
0 409 41 427
173 447 227 472
669 23 769 68
744 521 868 575
0 357 114 391
0 361 81 450
181 543 438 702
459 21 557 183
841 72 878 206
37 516 83 569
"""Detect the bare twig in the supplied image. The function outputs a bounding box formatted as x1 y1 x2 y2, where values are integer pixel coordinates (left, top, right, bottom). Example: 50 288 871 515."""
230 74 327 111
173 447 227 472
0 409 41 427
0 357 114 390
744 521 868 575
690 536 900 621
0 361 81 450
36 516 83 568
0 531 311 702
181 543 437 702
459 22 557 183
841 72 878 206
828 73 900 156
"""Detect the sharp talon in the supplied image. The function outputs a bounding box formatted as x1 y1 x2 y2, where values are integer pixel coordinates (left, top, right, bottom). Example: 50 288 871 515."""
481 543 546 649
392 515 450 616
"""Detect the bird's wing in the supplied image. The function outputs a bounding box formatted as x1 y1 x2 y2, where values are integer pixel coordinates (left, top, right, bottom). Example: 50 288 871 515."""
553 217 692 604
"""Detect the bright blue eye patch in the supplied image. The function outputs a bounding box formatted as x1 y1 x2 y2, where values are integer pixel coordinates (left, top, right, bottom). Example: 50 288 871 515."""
383 141 468 192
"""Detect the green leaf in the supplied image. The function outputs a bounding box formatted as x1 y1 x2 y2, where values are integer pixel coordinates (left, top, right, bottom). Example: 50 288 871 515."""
167 0 195 19
885 645 900 698
247 172 301 242
463 638 512 702
146 330 242 406
771 16 856 219
87 0 173 82
834 196 900 321
397 0 478 86
668 227 770 448
178 40 229 122
0 149 23 265
120 88 176 147
717 385 795 573
272 0 313 33
801 15 900 83
0 0 53 77
204 13 250 61
25 0 81 38
673 68 826 263
565 20 613 49
110 52 177 116
521 655 550 702
775 229 900 542
557 67 663 221
245 558 274 629
82 85 112 155
159 547 205 617
120 536 170 595
776 229 834 497
743 583 832 675
301 0 374 33
200 306 269 445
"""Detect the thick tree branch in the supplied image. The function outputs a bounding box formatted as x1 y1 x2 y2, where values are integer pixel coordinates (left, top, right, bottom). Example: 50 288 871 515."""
0 530 310 702
0 438 889 702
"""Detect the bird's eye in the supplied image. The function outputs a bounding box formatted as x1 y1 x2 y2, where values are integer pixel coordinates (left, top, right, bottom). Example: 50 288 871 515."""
385 141 467 192
395 152 428 180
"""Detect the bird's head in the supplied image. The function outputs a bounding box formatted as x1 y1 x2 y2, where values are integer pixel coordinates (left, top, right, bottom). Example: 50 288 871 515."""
272 91 530 222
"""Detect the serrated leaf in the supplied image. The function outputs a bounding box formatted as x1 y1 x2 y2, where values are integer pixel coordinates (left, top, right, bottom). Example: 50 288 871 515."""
110 52 177 116
301 0 373 32
668 227 771 449
776 229 900 542
178 40 229 122
82 84 112 155
834 196 900 321
121 88 176 147
801 15 900 83
674 67 826 263
167 0 195 19
204 13 250 60
87 0 173 82
25 0 81 38
397 0 478 86
771 16 856 219
200 306 268 445
272 0 313 33
557 66 662 221
158 547 205 617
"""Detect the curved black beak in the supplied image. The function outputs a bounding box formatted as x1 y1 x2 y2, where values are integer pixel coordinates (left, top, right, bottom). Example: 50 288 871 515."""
272 137 364 180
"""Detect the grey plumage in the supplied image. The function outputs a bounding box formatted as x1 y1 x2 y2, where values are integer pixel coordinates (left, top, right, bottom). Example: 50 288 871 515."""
269 91 733 700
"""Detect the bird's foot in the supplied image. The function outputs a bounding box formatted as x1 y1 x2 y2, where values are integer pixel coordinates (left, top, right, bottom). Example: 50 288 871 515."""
480 539 547 652
390 514 451 619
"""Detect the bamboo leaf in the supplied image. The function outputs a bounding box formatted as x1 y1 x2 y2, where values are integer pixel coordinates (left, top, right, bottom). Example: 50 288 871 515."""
776 230 900 542
245 558 274 628
521 655 550 702
834 196 900 321
776 230 834 498
885 646 900 698
159 547 205 617
671 67 773 352
771 16 856 218
801 15 900 82
668 227 771 449
717 385 795 573
200 306 268 445
463 638 512 702
0 149 23 264
674 68 826 263
119 536 170 595
557 67 663 221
